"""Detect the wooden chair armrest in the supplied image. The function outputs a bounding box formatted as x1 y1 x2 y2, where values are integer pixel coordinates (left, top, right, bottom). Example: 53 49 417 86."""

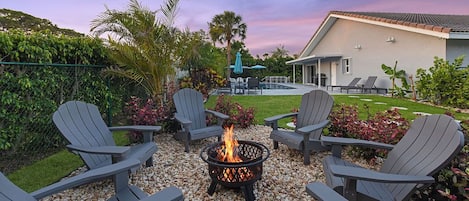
296 120 329 134
264 112 297 124
108 125 161 132
66 145 130 156
321 136 394 149
321 136 394 158
205 109 229 119
305 182 347 201
330 165 435 183
174 113 192 125
31 159 141 199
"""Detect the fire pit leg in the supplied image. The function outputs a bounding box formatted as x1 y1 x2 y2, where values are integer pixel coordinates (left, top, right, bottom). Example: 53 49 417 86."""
207 180 217 195
241 184 255 201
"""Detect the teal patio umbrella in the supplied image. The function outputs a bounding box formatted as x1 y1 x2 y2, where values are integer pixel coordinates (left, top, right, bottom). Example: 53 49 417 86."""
233 52 243 74
250 64 267 69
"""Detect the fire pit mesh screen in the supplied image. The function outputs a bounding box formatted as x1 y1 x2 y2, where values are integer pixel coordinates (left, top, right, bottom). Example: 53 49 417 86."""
201 140 270 187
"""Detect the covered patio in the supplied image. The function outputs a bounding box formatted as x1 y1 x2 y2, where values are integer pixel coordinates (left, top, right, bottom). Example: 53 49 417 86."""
286 55 342 88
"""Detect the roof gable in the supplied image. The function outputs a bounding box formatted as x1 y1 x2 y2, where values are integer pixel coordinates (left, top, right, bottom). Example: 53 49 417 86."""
300 11 469 57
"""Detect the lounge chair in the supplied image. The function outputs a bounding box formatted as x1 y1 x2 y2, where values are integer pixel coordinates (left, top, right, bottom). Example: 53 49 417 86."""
173 88 229 152
326 77 361 91
0 158 184 201
341 76 387 94
53 101 159 170
309 114 464 201
264 89 334 165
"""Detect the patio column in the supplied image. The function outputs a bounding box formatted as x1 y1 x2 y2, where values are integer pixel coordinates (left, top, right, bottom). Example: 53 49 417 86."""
302 64 306 84
292 64 296 84
317 59 321 88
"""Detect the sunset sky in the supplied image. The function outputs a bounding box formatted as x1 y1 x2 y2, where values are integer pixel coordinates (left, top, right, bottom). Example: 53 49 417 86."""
2 0 469 56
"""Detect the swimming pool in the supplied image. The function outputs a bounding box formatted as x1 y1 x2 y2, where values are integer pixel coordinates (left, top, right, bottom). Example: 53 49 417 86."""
260 83 296 89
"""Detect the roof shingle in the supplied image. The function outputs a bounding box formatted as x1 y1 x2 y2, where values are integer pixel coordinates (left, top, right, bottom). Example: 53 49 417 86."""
331 11 469 33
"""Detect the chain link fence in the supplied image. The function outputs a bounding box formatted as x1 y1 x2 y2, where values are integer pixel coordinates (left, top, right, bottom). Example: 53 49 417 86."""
0 62 137 173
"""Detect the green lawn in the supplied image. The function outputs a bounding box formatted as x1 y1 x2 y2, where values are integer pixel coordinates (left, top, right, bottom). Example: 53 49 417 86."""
9 94 469 192
205 94 469 128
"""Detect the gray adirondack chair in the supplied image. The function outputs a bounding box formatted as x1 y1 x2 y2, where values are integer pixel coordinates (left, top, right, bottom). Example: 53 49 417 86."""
264 89 334 165
172 88 229 152
53 101 159 170
312 114 464 201
0 158 184 201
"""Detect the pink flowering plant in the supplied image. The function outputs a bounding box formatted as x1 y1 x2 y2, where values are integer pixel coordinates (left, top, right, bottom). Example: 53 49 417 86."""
328 104 410 158
208 94 255 128
124 96 171 142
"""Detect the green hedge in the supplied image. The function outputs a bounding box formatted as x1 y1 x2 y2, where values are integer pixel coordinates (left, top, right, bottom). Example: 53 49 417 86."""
0 30 120 154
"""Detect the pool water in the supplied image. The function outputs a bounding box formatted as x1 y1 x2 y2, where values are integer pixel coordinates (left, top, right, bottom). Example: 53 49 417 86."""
260 83 295 89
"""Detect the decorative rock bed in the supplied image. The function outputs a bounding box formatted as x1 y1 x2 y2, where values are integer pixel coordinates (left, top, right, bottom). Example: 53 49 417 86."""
43 125 372 201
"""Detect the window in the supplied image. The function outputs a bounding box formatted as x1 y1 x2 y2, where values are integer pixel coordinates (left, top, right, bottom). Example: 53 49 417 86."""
342 58 351 74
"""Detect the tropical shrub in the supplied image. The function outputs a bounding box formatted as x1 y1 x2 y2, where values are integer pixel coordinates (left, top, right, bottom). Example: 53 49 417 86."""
328 104 410 158
416 56 469 109
123 81 179 142
208 94 255 128
179 68 225 100
381 60 409 98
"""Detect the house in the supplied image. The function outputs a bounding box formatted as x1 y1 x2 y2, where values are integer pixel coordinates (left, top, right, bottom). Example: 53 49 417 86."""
287 11 469 89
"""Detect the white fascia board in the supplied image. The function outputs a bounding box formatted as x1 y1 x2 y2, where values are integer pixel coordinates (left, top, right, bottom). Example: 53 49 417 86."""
299 16 337 58
331 14 450 39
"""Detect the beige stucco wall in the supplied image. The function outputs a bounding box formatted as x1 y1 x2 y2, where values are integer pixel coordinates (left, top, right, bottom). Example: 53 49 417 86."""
308 19 447 88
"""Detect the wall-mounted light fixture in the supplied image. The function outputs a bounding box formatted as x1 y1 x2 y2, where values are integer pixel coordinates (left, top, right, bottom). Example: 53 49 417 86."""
386 36 396 43
354 44 362 49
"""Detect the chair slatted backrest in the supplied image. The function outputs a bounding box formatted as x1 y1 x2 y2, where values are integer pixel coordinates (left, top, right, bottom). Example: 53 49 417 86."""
173 88 207 130
347 78 361 87
53 101 115 169
296 90 334 139
363 76 377 88
381 114 464 200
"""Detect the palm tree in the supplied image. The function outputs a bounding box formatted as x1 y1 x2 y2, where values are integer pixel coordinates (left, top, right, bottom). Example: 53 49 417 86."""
208 11 247 79
90 0 183 102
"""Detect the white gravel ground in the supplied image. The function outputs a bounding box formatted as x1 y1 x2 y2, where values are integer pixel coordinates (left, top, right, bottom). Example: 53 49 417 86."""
43 125 371 201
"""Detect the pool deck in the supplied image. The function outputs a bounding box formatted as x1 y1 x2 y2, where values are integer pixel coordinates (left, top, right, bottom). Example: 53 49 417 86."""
216 83 347 96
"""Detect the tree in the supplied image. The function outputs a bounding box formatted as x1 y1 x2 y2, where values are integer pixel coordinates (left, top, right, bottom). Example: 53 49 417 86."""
90 0 183 102
208 11 247 79
178 30 226 76
270 45 289 58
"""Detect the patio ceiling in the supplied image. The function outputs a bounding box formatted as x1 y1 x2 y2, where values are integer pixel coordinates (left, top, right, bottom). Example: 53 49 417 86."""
286 54 342 65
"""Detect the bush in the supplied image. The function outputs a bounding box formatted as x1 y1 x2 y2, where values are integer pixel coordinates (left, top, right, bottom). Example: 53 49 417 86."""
208 95 255 128
179 68 225 100
328 104 410 158
416 56 469 109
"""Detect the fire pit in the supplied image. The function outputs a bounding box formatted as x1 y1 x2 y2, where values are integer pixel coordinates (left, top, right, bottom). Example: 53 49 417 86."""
200 126 270 201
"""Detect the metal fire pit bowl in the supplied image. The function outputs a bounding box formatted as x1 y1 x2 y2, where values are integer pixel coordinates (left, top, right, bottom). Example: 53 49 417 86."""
200 140 270 200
